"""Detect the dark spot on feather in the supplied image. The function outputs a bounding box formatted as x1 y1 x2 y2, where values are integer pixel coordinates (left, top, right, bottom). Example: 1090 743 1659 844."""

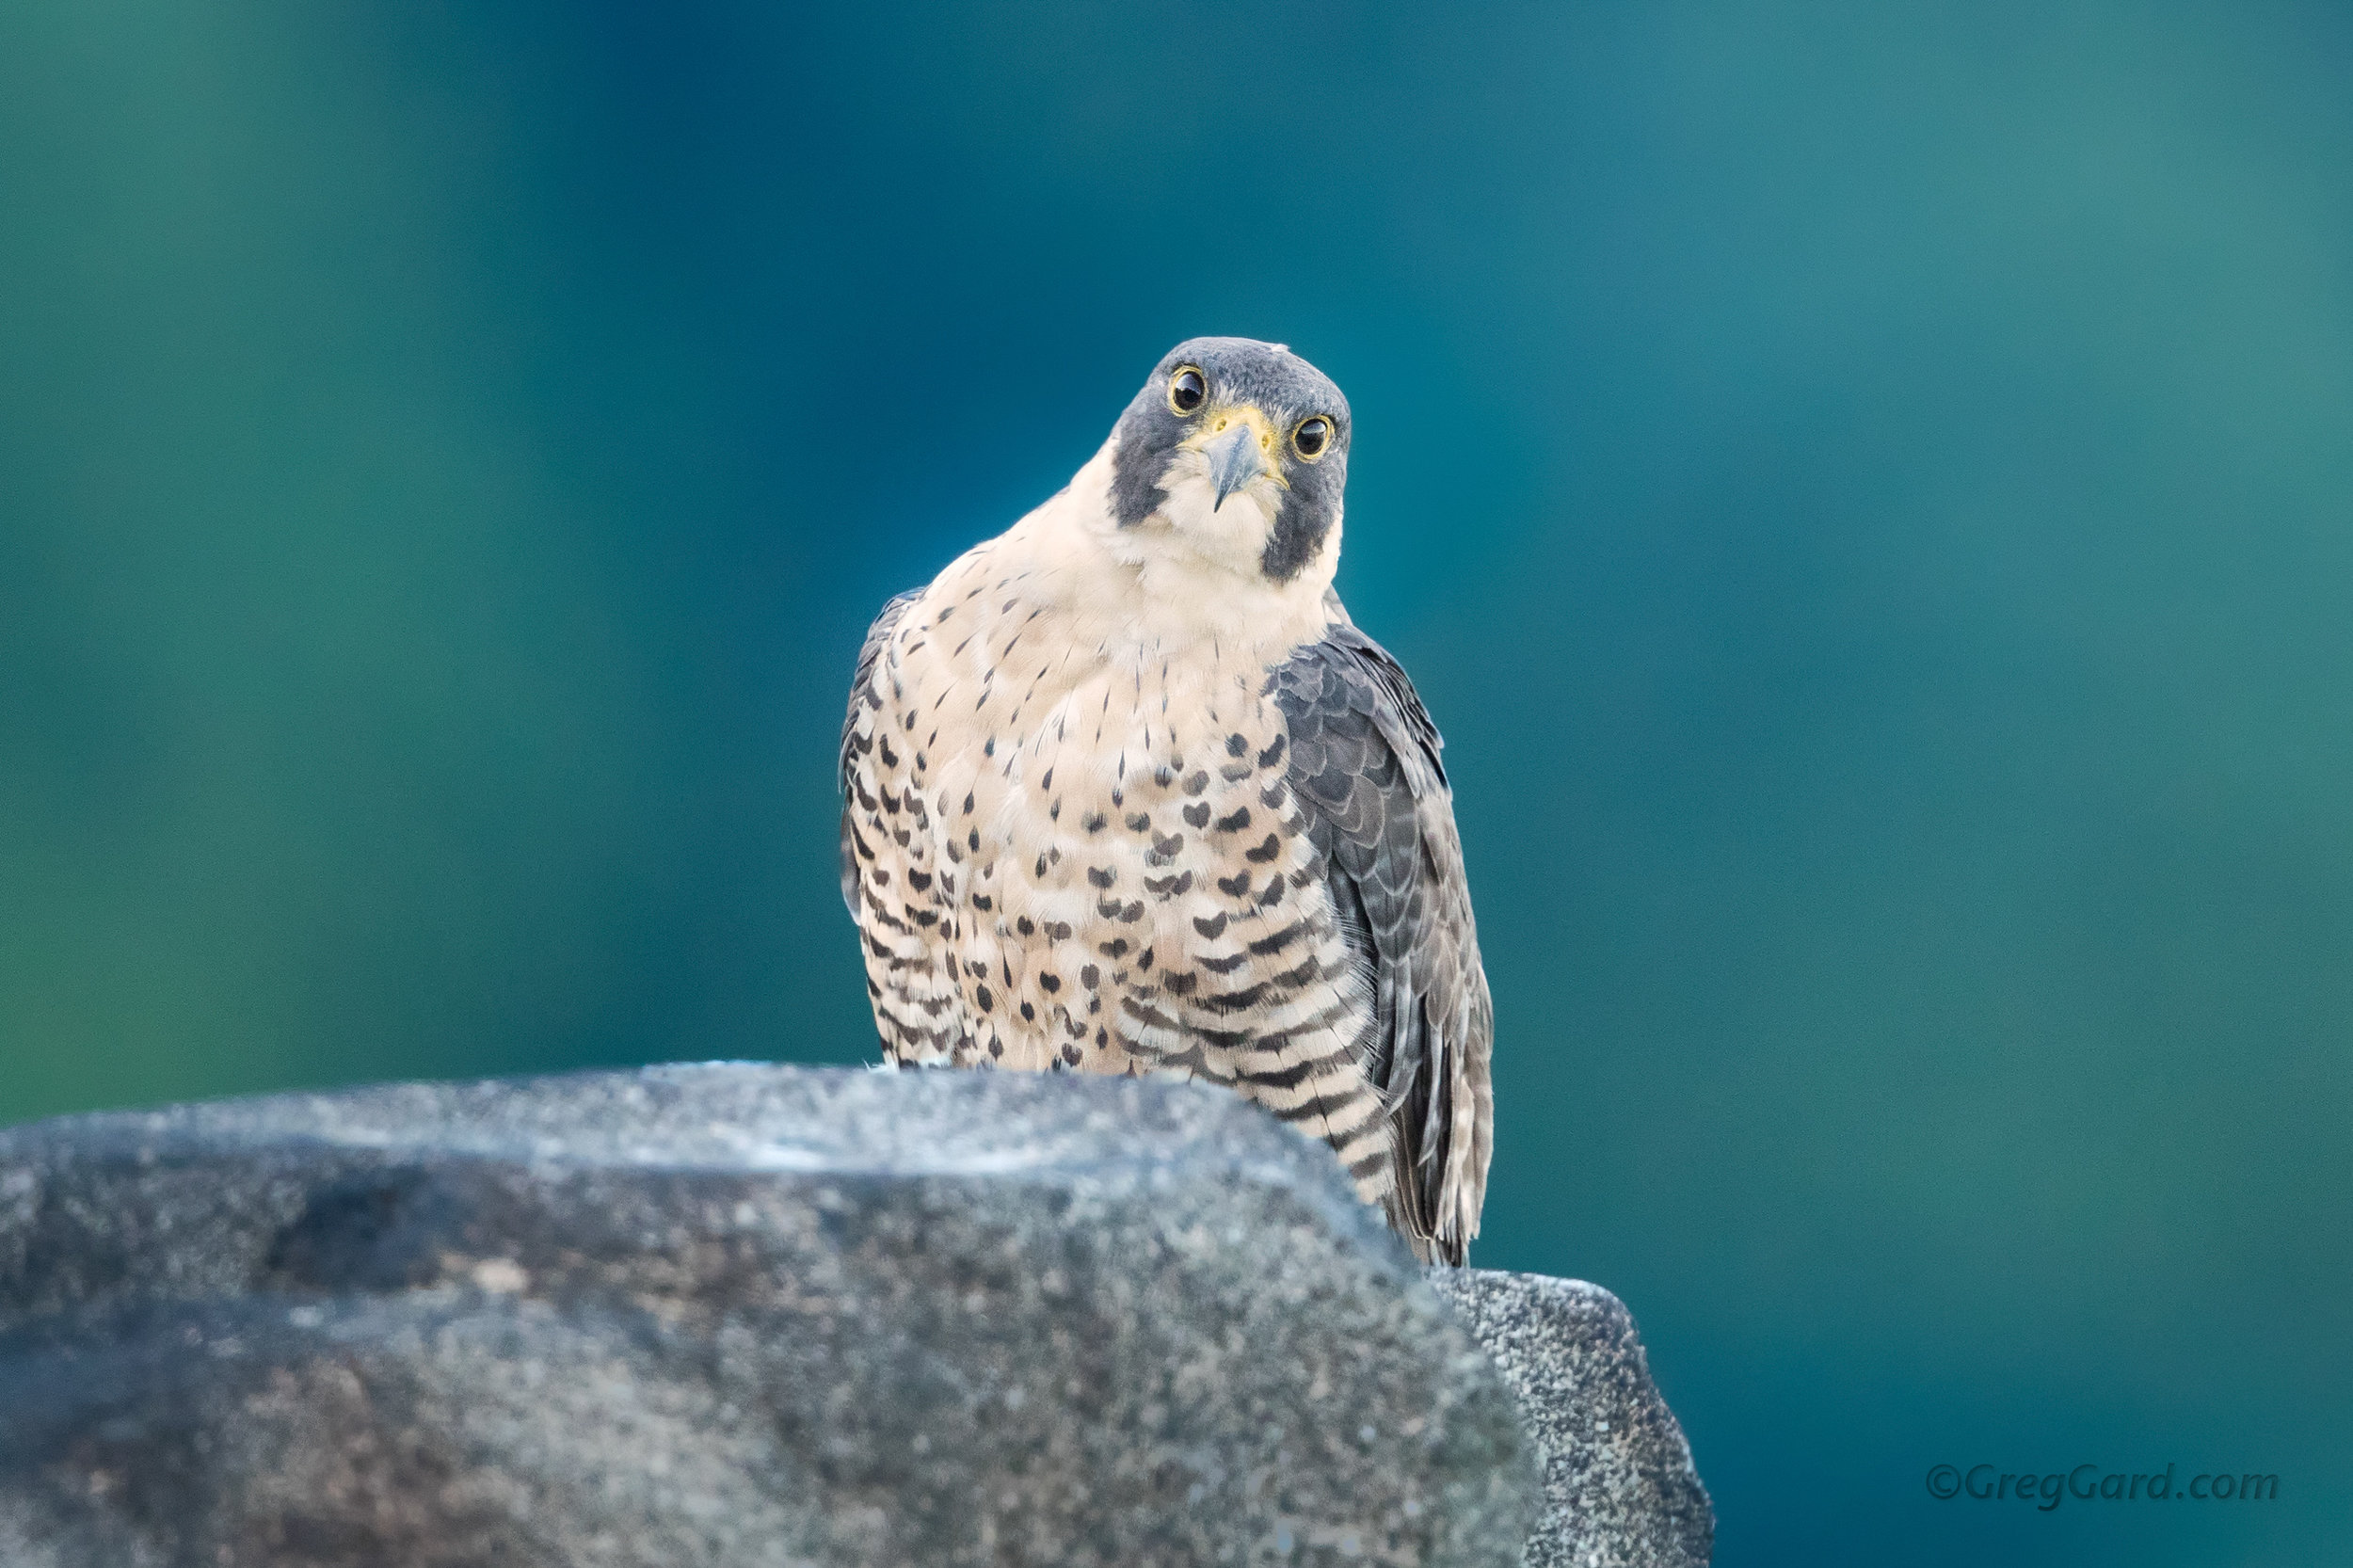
1040 973 1061 993
1193 912 1228 939
1016 917 1034 936
975 985 994 1012
1244 834 1281 863
1126 812 1151 832
1217 872 1251 898
1214 808 1251 833
1099 937 1129 959
1225 733 1248 757
1249 921 1305 956
1183 771 1210 795
1088 866 1116 888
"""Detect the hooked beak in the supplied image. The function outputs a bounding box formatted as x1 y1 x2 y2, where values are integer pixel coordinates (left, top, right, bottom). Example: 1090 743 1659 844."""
1203 420 1269 510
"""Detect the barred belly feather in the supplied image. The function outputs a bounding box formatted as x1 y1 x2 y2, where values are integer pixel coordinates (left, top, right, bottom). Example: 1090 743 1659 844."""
840 541 1397 1215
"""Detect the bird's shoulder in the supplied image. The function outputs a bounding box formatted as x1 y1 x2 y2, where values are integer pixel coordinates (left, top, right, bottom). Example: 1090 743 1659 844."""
840 587 923 790
1265 618 1449 809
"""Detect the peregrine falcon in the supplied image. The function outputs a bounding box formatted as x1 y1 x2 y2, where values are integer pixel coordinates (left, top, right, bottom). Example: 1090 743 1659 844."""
839 337 1494 1263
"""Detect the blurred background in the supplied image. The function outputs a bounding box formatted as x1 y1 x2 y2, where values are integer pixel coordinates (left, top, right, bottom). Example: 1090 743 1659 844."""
4 2 2348 1561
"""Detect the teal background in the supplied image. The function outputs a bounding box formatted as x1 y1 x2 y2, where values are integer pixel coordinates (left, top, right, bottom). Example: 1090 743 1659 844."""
4 3 2347 1561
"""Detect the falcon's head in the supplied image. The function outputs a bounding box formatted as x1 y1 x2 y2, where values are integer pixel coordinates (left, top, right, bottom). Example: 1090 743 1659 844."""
1102 337 1352 586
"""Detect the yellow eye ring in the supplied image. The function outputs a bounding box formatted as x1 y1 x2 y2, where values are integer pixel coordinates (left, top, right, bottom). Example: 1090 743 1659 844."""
1167 365 1207 414
1292 415 1334 461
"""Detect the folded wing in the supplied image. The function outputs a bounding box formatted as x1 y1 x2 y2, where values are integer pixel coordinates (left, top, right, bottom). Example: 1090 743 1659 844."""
1267 623 1495 1263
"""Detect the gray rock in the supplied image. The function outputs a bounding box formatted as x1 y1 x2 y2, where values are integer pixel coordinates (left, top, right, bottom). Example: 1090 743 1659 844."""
0 1064 1540 1567
1425 1271 1712 1568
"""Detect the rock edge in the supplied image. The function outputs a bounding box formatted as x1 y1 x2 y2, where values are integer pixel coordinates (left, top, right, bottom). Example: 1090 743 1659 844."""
0 1064 1539 1567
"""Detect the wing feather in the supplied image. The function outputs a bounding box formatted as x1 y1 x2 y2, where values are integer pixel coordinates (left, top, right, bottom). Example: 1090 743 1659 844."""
1267 623 1494 1264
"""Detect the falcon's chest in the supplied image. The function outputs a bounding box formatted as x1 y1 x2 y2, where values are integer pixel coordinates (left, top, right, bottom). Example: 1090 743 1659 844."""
849 558 1356 1076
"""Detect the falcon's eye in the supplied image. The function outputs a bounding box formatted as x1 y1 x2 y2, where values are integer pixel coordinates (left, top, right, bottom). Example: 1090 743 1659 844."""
1167 366 1207 414
1292 416 1334 460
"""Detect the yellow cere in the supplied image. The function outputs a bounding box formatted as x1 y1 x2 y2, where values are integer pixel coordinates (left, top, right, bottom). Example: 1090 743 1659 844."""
1185 402 1292 486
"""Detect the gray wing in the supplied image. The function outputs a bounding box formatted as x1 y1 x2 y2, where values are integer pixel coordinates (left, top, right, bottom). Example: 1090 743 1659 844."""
840 590 921 917
1269 622 1495 1264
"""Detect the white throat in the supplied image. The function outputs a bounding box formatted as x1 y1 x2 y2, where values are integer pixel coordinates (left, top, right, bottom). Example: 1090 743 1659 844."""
972 439 1340 664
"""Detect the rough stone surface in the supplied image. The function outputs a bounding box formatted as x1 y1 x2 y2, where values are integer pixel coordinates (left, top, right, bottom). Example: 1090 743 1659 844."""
0 1064 1541 1567
1425 1271 1713 1568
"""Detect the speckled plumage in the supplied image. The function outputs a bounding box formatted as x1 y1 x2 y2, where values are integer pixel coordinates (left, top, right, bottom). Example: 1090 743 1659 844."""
840 338 1494 1262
